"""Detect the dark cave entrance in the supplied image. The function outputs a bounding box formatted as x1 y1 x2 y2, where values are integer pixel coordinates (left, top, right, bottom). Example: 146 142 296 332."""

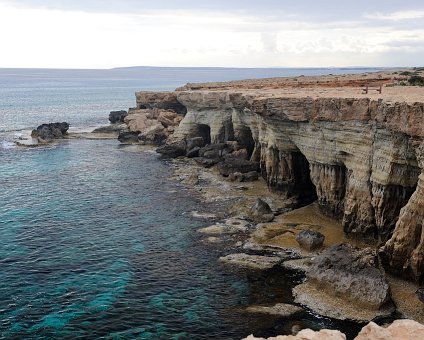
292 151 318 206
236 127 255 159
197 124 211 145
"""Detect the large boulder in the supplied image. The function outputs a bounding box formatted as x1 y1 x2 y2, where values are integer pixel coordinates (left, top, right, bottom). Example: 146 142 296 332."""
117 131 139 143
217 158 260 176
31 122 70 142
108 110 128 123
293 243 394 321
249 198 274 223
355 319 424 340
295 230 325 251
156 144 186 158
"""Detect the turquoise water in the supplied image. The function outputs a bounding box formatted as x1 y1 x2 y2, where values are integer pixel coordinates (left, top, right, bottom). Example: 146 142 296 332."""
0 67 373 338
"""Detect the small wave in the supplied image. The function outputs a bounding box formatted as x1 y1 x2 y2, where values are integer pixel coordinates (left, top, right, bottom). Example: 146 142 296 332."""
1 140 16 149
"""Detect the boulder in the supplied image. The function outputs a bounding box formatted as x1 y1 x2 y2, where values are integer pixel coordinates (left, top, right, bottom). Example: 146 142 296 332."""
355 319 424 340
108 110 128 123
186 146 200 158
243 328 346 340
293 243 394 321
92 123 128 134
416 288 424 303
217 159 260 177
219 253 282 270
224 148 249 160
243 171 259 182
249 198 274 223
187 137 205 150
199 143 228 159
31 122 70 142
157 110 178 128
156 144 186 158
194 157 221 168
138 122 167 145
295 230 325 251
228 172 244 182
246 303 304 317
117 131 139 143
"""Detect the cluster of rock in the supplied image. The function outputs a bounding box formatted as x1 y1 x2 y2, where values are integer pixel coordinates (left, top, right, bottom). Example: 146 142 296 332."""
157 139 261 182
31 122 70 142
244 319 424 340
117 108 183 145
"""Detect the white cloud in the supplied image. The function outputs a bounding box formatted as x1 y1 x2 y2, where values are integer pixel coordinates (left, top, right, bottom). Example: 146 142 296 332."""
364 10 424 21
0 3 423 68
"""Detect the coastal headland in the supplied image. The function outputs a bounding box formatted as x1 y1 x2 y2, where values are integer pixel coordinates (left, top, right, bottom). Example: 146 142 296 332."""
114 69 424 337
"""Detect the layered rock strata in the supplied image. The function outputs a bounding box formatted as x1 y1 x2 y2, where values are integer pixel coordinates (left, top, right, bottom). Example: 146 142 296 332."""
136 76 424 282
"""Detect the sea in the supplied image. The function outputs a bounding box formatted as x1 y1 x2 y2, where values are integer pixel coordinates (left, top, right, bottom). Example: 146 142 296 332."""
0 67 383 339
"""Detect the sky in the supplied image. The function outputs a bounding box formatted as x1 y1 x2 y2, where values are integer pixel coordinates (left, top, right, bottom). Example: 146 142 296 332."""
0 0 423 68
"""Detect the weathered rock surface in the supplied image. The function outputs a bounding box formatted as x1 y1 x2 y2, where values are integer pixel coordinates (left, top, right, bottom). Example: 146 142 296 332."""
244 328 346 340
92 123 129 135
122 108 183 145
156 144 186 158
244 319 424 340
219 253 282 270
31 122 69 142
108 110 128 123
117 131 139 144
295 230 325 251
249 198 274 223
293 243 394 321
135 74 424 281
355 319 424 340
246 303 304 317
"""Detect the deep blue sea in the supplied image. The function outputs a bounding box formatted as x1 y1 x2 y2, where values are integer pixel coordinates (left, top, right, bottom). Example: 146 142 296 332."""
0 67 379 339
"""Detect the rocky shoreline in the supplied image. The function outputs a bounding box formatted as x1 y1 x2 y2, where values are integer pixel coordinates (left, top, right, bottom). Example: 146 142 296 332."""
21 69 424 338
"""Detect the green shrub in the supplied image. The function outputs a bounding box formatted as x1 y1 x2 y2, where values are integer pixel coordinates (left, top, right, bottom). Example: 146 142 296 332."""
400 71 412 76
408 75 424 86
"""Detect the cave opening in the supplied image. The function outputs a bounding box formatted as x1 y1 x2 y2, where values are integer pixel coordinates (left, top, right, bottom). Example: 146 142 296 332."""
236 127 255 159
197 124 211 145
292 151 318 206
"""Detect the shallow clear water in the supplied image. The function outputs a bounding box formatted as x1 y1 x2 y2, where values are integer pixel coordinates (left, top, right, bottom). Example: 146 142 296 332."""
0 67 374 338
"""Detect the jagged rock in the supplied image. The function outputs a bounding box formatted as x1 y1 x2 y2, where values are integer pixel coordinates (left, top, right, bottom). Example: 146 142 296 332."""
293 243 394 321
138 122 167 144
246 303 304 317
295 230 325 251
249 198 274 223
186 146 200 158
416 288 424 303
198 143 230 159
217 159 260 177
243 171 259 182
228 172 244 182
355 320 424 340
108 110 128 123
224 148 249 160
243 328 346 340
31 122 69 142
117 131 139 143
156 144 186 158
186 137 205 150
136 91 187 114
194 157 220 168
92 123 128 134
219 253 282 270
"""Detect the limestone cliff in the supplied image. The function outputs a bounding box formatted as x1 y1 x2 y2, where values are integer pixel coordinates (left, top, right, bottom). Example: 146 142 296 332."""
136 72 424 281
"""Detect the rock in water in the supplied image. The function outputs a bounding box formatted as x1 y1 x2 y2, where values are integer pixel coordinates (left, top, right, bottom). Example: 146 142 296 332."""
108 110 128 123
293 243 394 321
249 198 274 223
31 122 70 142
295 230 325 251
117 131 139 143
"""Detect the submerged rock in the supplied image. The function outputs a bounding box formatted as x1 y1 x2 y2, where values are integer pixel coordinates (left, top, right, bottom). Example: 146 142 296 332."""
249 198 274 223
31 122 70 142
295 230 325 251
219 253 281 270
246 303 304 317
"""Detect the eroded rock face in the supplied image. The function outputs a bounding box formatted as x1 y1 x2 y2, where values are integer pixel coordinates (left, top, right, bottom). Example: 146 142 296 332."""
293 243 394 321
136 86 424 281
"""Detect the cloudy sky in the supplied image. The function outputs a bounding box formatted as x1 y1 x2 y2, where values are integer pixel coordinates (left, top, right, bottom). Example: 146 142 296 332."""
0 0 423 68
